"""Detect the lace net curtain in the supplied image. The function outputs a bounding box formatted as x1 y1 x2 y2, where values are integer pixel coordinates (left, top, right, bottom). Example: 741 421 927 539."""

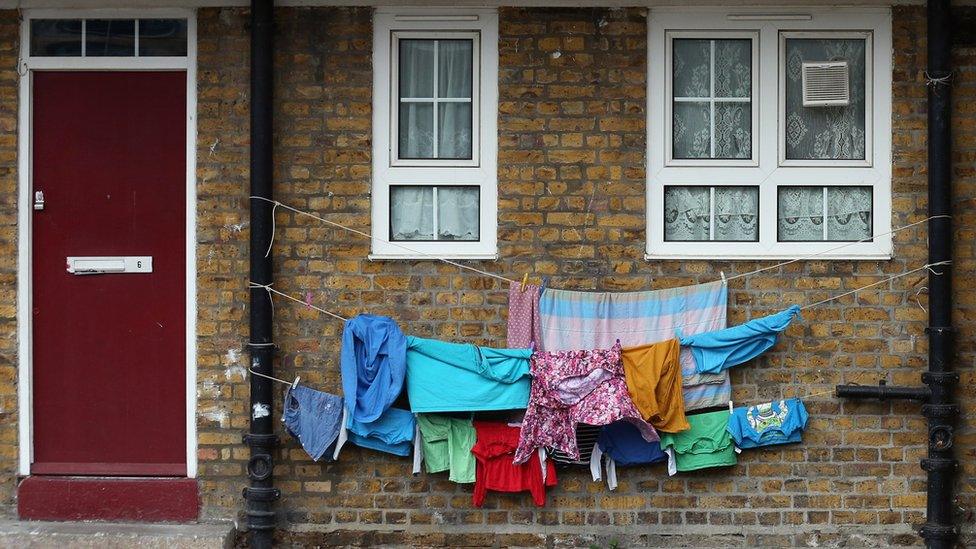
672 39 752 160
664 187 759 241
393 39 479 241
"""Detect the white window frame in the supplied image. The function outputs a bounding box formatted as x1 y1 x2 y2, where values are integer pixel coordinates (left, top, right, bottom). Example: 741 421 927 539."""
665 31 760 167
647 8 892 260
371 8 498 259
17 8 197 477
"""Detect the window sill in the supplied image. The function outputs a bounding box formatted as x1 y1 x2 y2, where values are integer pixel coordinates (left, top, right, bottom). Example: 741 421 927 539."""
644 252 892 261
368 252 499 261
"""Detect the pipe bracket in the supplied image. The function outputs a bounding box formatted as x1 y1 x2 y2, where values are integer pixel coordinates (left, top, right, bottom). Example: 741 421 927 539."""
243 486 281 502
921 371 959 385
922 403 960 420
921 457 958 473
928 425 955 451
243 433 280 447
919 522 958 541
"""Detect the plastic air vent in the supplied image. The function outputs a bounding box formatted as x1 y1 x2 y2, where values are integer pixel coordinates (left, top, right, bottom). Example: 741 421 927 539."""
801 61 850 107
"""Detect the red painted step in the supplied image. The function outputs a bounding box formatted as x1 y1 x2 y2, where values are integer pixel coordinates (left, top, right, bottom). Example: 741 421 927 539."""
18 476 199 522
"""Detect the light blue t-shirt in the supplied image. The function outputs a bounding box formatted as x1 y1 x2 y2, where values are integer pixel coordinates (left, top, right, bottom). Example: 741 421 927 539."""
679 305 801 374
727 398 808 449
346 407 415 457
405 336 532 413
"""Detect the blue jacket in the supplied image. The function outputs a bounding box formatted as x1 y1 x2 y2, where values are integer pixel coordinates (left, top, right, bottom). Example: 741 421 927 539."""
340 314 407 424
679 305 801 374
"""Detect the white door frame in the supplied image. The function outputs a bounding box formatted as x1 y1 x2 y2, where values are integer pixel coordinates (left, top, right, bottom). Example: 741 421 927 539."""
16 8 198 477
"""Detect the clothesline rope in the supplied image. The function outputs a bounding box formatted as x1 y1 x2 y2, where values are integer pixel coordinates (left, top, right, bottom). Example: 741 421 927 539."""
249 281 349 322
249 195 949 289
250 196 516 285
798 260 950 311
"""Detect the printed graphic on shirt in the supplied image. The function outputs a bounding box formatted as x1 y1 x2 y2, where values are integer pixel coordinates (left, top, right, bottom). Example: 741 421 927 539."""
746 400 789 432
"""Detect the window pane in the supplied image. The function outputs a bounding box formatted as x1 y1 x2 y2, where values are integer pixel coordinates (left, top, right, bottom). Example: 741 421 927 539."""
86 19 135 57
784 38 867 160
672 39 710 97
826 186 872 241
438 103 472 160
672 102 710 159
714 103 751 159
399 102 434 159
30 19 82 57
391 186 434 240
664 186 710 241
714 187 758 241
437 187 480 240
438 40 473 98
399 40 435 98
139 19 188 56
778 187 824 241
714 39 751 98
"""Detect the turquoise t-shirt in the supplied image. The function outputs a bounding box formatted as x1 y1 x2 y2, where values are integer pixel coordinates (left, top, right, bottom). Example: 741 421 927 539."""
405 336 532 413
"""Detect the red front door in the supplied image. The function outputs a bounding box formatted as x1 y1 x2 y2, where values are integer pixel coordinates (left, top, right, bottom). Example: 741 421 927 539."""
31 71 187 476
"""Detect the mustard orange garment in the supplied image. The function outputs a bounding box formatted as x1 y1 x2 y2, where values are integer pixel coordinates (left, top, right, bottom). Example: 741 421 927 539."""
621 339 689 433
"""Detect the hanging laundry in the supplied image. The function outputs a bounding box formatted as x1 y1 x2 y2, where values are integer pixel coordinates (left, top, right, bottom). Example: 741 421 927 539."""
346 407 415 457
340 314 407 424
537 280 731 411
413 414 477 483
507 282 543 348
514 342 657 464
592 421 668 490
728 398 809 449
471 421 557 508
658 410 737 475
547 423 602 466
621 338 689 433
679 305 801 374
405 336 532 413
282 385 347 462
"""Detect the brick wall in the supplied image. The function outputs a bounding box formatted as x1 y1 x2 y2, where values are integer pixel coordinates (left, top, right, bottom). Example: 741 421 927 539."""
192 5 976 546
0 10 17 518
0 3 968 546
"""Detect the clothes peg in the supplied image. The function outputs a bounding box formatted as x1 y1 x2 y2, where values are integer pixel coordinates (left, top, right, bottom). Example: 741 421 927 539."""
720 271 727 285
540 276 550 292
520 273 529 292
292 376 301 390
728 400 734 414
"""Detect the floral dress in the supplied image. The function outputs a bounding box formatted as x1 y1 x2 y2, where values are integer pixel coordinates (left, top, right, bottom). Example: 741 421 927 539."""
514 342 658 464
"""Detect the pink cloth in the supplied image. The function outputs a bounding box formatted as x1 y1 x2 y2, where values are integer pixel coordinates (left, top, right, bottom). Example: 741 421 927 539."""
514 342 658 464
507 283 542 349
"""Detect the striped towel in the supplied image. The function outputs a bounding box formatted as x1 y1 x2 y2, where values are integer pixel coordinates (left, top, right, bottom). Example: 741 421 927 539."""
538 280 730 411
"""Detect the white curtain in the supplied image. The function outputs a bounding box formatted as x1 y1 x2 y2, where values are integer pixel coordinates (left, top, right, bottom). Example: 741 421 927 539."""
437 187 479 240
390 186 434 240
784 38 866 160
778 187 824 241
398 39 472 160
399 40 435 158
664 187 710 241
672 39 751 160
713 187 758 241
826 186 871 241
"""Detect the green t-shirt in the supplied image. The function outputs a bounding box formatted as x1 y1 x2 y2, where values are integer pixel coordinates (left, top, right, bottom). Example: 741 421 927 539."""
658 410 737 473
416 414 476 483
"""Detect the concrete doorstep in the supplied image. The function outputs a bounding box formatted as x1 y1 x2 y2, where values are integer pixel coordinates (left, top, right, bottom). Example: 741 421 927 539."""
0 520 235 549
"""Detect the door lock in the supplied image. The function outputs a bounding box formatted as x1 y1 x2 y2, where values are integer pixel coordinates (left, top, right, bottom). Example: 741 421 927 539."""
33 191 44 211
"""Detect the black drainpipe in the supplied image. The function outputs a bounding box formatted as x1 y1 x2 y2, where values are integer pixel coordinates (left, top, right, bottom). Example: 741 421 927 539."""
244 1 277 548
835 1 957 547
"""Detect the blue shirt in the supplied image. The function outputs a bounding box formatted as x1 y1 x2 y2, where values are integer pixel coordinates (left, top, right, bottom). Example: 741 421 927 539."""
728 398 808 449
598 421 667 466
405 336 532 413
679 306 801 374
346 407 415 457
340 314 407 424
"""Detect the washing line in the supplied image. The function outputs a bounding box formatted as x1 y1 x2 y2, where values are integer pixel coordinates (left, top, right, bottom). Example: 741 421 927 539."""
249 195 949 289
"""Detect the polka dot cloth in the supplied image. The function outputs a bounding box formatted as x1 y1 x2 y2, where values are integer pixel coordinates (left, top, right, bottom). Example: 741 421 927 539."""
508 283 542 349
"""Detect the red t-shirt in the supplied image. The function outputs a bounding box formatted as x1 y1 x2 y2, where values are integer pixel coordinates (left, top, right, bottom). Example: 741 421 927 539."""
471 421 557 507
